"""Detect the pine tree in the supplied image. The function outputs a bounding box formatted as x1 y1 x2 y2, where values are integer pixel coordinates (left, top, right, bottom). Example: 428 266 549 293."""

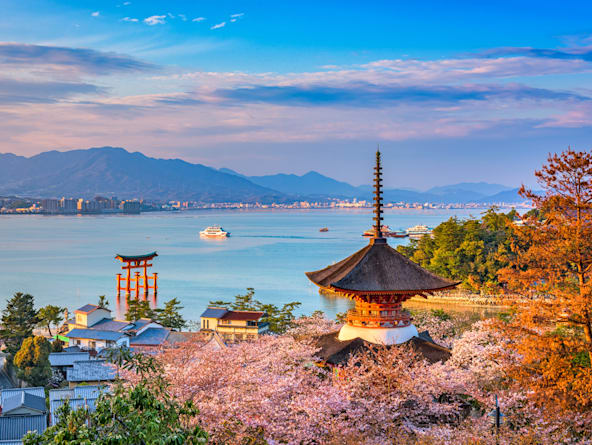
37 305 64 337
0 293 38 357
154 298 186 330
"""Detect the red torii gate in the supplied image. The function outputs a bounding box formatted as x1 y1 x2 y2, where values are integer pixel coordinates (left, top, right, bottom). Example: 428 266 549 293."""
115 252 158 311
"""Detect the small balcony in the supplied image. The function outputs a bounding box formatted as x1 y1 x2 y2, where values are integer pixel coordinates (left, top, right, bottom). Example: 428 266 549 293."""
346 309 411 328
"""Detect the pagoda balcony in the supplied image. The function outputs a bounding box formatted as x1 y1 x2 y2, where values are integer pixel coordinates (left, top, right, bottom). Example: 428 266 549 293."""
346 309 411 329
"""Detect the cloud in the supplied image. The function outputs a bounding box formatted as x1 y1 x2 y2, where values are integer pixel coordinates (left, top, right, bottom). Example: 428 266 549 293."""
0 43 156 75
479 46 592 62
91 11 100 17
0 78 103 104
210 83 588 108
122 17 139 22
192 17 206 22
144 15 166 25
230 13 244 18
210 21 226 30
178 14 187 21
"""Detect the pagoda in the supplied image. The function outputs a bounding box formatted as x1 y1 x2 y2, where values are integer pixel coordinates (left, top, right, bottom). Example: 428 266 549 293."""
306 150 459 345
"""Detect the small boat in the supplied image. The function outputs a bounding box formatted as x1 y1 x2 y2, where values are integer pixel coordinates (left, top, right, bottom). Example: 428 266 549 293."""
319 227 329 232
199 225 230 238
406 224 433 240
362 225 407 237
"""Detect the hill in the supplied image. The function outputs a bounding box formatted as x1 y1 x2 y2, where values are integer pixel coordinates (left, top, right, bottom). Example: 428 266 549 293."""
0 147 284 202
247 171 361 197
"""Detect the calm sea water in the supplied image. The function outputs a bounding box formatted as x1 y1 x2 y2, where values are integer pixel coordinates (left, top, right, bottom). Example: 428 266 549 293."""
0 208 479 321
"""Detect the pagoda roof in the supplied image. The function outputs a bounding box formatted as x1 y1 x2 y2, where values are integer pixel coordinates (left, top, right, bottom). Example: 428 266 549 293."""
115 252 158 261
305 239 458 295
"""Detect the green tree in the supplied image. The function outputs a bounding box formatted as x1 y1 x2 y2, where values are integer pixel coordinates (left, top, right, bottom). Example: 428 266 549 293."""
0 292 38 356
154 298 186 330
97 295 109 308
24 348 208 444
211 288 301 333
14 336 52 387
396 208 518 293
125 298 154 322
37 305 64 337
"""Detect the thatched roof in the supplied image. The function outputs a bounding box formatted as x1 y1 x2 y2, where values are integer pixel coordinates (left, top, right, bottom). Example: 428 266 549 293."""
306 239 459 295
314 330 451 366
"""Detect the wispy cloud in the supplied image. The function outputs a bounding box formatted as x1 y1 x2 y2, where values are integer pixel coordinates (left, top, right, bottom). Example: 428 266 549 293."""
0 77 103 104
479 46 592 62
122 17 139 22
0 43 156 75
178 14 187 21
192 17 206 22
210 21 226 30
230 13 244 23
144 15 166 26
205 83 590 108
91 11 100 17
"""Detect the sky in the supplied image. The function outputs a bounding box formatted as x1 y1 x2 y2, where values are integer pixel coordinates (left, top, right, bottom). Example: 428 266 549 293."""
1 1 592 188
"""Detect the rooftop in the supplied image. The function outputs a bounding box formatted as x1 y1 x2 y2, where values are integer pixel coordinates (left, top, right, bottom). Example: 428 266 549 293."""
129 327 170 346
306 241 459 295
200 307 228 319
1 388 44 408
220 311 265 321
49 352 90 367
65 329 124 342
75 304 110 315
115 252 158 262
90 318 131 331
314 331 451 366
2 392 46 415
66 360 117 382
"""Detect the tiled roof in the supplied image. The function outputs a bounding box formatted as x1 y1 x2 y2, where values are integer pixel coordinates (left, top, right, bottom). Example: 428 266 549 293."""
49 352 90 367
200 307 228 319
49 385 105 402
130 328 170 346
221 311 265 321
66 360 117 382
0 415 47 441
75 304 102 314
65 329 124 342
1 388 44 407
2 392 46 415
89 318 130 331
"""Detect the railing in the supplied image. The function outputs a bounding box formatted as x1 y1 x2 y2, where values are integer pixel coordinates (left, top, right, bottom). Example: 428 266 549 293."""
346 309 411 328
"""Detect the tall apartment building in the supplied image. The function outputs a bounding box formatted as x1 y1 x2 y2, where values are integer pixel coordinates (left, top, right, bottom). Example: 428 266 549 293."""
59 198 77 213
41 199 59 213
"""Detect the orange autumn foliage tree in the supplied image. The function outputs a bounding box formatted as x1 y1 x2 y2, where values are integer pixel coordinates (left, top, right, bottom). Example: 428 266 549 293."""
499 148 592 411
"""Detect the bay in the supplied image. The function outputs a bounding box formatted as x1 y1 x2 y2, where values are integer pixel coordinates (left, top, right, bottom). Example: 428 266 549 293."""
0 208 479 321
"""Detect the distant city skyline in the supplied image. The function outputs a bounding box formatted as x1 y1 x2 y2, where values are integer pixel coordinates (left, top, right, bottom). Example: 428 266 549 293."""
1 1 592 187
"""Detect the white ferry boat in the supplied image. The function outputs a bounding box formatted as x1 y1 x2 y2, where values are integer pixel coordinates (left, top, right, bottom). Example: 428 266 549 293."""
199 225 230 238
362 225 408 238
406 224 433 240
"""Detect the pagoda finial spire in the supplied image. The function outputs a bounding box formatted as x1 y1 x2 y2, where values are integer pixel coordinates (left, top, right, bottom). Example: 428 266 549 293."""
373 147 384 239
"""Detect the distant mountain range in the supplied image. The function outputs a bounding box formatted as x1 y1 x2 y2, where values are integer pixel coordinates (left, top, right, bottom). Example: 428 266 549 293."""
0 147 527 204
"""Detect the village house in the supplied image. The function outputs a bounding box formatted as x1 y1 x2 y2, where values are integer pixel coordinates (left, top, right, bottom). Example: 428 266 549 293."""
63 304 171 351
200 307 269 341
0 387 47 443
